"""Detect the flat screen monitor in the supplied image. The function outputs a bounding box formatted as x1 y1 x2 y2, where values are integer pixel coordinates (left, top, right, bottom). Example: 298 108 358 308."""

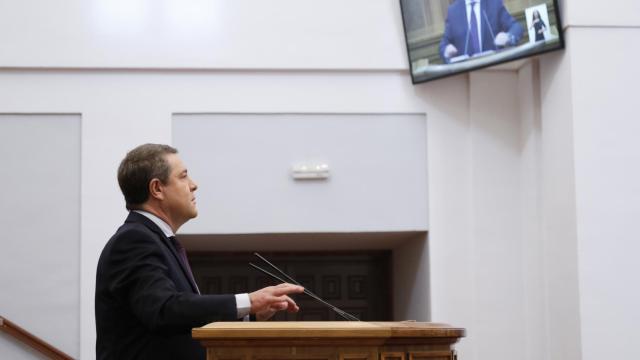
400 0 564 83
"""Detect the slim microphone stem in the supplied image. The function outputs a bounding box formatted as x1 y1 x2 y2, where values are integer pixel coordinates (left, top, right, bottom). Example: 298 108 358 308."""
249 263 288 286
254 253 346 312
250 255 360 321
464 22 471 55
249 263 356 321
253 253 302 286
483 10 497 49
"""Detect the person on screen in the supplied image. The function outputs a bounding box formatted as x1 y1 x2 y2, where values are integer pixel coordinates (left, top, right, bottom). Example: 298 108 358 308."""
95 144 305 360
439 0 523 63
529 10 547 42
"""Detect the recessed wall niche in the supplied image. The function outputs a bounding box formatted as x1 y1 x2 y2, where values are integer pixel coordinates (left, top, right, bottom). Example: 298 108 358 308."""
172 113 430 321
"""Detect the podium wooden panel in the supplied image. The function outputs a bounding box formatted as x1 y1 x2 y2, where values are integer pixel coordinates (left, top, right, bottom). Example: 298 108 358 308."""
193 322 465 360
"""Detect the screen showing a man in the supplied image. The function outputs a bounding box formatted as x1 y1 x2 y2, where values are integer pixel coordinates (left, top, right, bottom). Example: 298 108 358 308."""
399 0 564 83
439 0 523 63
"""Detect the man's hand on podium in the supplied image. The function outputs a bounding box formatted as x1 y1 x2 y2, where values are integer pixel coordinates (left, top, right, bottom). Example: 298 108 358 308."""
249 283 304 321
444 44 458 59
494 32 512 47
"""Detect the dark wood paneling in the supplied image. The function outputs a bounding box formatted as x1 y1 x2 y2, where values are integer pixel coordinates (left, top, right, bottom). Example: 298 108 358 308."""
190 251 392 321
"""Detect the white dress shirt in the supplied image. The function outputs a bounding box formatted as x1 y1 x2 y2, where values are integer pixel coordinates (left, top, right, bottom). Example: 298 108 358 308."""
133 210 251 319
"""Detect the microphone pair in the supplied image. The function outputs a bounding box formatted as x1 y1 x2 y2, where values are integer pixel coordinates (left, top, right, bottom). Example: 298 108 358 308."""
249 253 360 321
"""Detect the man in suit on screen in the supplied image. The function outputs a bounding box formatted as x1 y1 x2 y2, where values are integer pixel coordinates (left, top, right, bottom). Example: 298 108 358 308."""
95 143 304 360
439 0 523 63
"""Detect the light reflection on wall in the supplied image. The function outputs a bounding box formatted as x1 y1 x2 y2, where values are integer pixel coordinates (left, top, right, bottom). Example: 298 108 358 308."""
88 0 222 37
89 0 151 35
162 0 218 34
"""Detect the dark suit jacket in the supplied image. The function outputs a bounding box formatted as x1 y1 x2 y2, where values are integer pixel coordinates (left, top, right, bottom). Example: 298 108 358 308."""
95 212 237 360
439 0 523 62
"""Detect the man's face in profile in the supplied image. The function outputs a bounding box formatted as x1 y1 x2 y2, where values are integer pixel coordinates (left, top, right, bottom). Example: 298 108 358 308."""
162 153 198 225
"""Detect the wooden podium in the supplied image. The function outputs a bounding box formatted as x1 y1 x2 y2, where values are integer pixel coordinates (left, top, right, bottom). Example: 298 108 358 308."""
193 321 465 360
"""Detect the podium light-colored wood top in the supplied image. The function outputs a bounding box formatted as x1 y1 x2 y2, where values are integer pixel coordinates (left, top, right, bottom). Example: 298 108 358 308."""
192 321 465 340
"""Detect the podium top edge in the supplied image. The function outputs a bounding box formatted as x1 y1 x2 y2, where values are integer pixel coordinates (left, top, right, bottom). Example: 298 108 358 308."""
192 321 465 339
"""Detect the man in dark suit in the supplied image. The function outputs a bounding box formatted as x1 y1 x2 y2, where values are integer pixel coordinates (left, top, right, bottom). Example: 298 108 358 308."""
95 144 304 360
439 0 523 63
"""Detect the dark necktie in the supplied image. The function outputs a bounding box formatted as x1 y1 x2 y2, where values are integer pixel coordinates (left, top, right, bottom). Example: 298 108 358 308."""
169 236 201 294
468 1 480 55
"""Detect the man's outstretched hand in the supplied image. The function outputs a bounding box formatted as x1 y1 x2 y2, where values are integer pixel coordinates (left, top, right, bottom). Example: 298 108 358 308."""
444 44 458 59
494 32 512 47
249 283 304 321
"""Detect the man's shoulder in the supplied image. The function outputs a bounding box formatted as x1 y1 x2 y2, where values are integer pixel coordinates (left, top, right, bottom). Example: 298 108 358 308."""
100 218 160 255
98 221 165 270
111 221 160 246
449 0 463 11
115 221 153 236
448 0 466 15
116 211 164 237
486 0 505 10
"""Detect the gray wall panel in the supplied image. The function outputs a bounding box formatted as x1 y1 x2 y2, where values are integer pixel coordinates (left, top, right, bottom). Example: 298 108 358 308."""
0 114 80 359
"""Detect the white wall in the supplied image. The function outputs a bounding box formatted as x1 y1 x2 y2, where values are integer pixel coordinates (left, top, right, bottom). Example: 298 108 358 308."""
539 46 583 360
0 2 544 356
2 1 638 360
517 61 548 360
562 0 640 27
470 70 526 360
0 0 406 70
393 234 430 322
538 0 640 358
173 113 428 234
422 74 476 356
0 69 441 360
426 68 540 360
567 27 640 360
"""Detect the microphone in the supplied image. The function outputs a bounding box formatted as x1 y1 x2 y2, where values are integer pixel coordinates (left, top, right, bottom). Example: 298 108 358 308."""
463 17 471 56
250 252 360 321
482 10 498 49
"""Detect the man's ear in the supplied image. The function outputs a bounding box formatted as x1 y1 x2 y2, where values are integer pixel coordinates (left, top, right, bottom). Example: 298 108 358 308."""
148 178 165 200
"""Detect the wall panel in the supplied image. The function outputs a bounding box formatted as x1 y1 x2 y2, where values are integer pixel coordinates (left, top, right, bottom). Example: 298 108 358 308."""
0 114 81 359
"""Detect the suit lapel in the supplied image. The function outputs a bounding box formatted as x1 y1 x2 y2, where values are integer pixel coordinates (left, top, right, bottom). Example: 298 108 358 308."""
126 212 200 294
453 1 469 52
160 235 200 295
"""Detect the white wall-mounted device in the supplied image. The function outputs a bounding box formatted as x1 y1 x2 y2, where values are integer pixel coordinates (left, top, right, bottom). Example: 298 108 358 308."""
291 162 330 180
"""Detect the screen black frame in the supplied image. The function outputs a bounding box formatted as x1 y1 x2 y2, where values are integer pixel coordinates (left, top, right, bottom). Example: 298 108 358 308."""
399 0 565 84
